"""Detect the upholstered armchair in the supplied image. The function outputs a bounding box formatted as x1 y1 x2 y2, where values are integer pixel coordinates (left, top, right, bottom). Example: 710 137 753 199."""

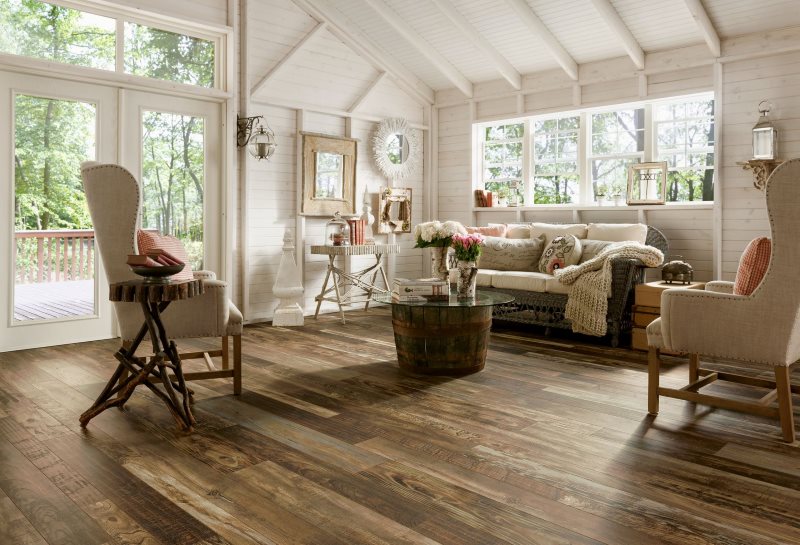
646 159 800 442
81 163 242 394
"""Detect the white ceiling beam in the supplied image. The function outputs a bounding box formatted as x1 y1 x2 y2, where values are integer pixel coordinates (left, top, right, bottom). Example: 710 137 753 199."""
684 0 721 58
588 0 644 70
250 21 327 96
430 0 520 90
362 0 474 98
348 71 387 113
504 0 578 80
292 0 434 105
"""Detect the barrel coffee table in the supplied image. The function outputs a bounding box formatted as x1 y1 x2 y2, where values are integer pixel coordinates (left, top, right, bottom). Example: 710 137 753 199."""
377 290 514 376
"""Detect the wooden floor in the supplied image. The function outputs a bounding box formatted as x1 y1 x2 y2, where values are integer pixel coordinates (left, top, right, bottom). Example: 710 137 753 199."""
1 308 798 545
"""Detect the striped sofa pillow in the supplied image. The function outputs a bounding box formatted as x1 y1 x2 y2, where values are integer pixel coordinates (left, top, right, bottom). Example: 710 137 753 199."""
136 230 194 282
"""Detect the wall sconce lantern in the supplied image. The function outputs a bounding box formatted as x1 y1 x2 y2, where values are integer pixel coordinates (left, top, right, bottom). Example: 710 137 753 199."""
237 115 277 160
752 100 777 160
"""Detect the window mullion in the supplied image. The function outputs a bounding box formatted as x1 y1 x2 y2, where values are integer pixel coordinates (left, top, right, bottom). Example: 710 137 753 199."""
115 19 124 73
523 118 532 206
579 111 590 204
644 103 654 162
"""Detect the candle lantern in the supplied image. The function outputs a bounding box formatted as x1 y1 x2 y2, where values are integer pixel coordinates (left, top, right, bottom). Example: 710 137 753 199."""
325 212 350 247
752 101 777 160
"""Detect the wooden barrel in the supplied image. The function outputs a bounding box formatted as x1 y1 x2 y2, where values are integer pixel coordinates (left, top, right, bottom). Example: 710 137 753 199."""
391 304 492 375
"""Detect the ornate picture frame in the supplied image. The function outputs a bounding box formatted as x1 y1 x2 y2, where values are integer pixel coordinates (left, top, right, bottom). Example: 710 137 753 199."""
300 132 358 216
378 187 412 234
627 162 668 205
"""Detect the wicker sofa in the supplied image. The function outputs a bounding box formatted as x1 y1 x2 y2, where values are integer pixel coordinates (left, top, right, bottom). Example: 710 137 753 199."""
469 223 668 347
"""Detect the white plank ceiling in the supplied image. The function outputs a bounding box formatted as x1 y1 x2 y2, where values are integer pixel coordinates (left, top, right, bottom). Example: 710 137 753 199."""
291 0 799 98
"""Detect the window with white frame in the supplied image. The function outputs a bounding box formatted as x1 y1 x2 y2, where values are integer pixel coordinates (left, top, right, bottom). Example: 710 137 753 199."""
481 123 523 205
655 97 715 201
477 93 714 206
532 116 579 204
0 0 220 89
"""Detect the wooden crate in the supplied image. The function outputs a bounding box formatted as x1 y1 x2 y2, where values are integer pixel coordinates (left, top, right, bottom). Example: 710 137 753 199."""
635 281 705 308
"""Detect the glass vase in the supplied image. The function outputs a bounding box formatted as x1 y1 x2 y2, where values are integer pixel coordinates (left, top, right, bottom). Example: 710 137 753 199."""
431 246 449 281
456 260 477 299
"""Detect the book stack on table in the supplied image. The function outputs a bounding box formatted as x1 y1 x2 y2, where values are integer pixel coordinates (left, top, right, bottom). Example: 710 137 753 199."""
392 278 449 302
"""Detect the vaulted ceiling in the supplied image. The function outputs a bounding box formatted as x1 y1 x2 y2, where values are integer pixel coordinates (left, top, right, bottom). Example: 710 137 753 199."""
296 0 800 98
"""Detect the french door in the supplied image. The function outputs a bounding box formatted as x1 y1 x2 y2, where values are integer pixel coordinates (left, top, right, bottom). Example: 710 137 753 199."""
120 90 223 276
0 72 117 351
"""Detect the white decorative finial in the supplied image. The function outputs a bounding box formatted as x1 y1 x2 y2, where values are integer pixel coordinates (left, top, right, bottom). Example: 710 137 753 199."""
272 228 304 326
361 187 375 244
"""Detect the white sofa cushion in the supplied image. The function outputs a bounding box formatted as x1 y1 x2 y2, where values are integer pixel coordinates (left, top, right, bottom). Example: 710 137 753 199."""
478 234 546 271
489 222 531 239
476 269 496 287
587 223 647 243
530 222 588 244
491 271 549 292
545 276 572 295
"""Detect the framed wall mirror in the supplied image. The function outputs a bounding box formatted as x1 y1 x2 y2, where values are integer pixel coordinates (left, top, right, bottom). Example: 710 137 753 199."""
378 187 412 233
372 118 420 181
301 132 357 216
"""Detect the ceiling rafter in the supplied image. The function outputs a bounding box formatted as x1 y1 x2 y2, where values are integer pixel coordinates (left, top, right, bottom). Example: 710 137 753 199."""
684 0 721 57
504 0 578 80
588 0 644 70
250 21 327 96
361 0 474 98
430 0 521 90
348 71 387 113
291 0 434 105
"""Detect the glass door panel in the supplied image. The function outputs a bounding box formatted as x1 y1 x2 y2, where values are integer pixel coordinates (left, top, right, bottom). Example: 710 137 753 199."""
140 110 206 270
13 94 97 322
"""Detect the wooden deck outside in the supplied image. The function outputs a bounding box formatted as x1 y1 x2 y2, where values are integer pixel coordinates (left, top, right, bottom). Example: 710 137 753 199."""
0 309 797 545
14 279 95 321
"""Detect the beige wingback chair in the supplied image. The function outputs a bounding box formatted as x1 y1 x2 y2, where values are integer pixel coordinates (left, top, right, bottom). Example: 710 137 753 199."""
81 162 242 394
646 159 800 442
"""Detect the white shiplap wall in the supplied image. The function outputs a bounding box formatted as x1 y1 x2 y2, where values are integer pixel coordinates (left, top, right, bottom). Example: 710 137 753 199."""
113 0 229 26
720 50 800 279
244 0 425 322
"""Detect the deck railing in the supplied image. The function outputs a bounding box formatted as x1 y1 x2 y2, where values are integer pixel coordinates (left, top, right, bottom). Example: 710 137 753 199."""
15 229 95 284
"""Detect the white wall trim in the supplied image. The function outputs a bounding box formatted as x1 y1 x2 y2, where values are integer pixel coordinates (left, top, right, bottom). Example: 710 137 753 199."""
251 97 429 130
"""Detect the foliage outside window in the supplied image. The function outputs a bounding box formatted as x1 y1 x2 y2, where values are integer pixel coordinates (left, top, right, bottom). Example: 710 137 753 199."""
533 116 579 204
0 0 115 70
589 108 644 200
0 0 217 89
655 98 714 201
482 123 523 204
476 93 714 207
140 111 205 270
315 152 344 199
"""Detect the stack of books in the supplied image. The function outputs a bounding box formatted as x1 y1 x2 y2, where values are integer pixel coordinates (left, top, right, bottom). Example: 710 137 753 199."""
473 189 493 207
392 278 449 302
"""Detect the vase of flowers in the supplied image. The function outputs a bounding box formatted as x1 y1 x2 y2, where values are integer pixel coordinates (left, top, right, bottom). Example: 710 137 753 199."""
451 233 483 299
414 221 467 281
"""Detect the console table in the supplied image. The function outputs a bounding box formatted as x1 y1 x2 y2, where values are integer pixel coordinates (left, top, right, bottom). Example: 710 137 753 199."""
79 279 203 431
311 244 399 324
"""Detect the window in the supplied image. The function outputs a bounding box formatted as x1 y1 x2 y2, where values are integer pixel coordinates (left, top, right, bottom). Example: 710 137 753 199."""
533 116 579 204
0 0 115 70
481 123 523 204
655 97 714 201
589 108 644 201
315 152 344 199
0 0 221 89
476 93 714 206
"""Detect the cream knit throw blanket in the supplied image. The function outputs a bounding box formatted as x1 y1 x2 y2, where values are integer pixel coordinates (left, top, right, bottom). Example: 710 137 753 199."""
554 242 664 336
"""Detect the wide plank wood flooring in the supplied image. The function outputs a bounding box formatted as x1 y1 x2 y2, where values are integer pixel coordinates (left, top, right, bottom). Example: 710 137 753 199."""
0 307 798 545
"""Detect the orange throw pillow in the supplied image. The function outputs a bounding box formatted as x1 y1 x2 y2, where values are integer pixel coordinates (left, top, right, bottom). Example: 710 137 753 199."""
733 237 771 295
466 224 507 237
136 230 194 282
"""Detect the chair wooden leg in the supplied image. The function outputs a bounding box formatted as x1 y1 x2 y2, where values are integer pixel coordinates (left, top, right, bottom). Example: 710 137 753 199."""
774 366 796 443
648 347 660 415
233 334 242 395
222 336 230 370
689 353 700 383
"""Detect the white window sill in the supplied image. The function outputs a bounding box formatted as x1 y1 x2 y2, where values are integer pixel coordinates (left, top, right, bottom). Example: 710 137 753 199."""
473 202 715 212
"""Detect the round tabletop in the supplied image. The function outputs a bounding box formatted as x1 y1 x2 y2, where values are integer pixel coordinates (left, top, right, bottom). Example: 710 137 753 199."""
109 279 204 303
376 290 514 308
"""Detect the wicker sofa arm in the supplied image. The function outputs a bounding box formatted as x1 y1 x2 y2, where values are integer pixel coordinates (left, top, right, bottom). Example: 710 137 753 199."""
607 257 647 321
